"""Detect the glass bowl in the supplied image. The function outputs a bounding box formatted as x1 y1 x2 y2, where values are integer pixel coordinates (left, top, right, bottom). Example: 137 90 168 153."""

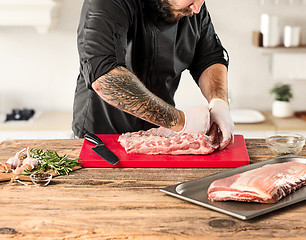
30 173 52 187
266 133 305 156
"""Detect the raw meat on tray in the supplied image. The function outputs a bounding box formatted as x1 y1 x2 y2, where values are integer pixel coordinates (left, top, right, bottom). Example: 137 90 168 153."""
118 124 220 155
207 162 306 203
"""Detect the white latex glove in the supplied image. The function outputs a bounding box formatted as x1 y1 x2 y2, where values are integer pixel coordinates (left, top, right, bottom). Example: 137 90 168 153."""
153 105 210 137
209 98 234 150
152 126 178 137
179 105 210 134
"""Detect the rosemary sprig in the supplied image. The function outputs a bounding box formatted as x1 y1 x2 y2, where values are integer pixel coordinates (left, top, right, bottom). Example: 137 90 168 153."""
27 148 82 175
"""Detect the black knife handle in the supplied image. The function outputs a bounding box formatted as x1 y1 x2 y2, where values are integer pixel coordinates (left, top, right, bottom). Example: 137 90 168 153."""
84 133 105 146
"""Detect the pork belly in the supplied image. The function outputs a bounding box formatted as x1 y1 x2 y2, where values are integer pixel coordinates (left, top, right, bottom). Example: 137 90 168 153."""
207 162 306 203
118 124 219 155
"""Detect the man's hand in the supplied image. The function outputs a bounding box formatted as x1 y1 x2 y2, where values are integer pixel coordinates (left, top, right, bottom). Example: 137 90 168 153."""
209 98 234 150
180 105 210 134
154 105 210 137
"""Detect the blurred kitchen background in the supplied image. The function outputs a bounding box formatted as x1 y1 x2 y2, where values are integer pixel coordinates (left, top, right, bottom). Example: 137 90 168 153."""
0 0 306 141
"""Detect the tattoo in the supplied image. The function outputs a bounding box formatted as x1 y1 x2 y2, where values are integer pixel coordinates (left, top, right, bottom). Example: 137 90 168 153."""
95 66 179 128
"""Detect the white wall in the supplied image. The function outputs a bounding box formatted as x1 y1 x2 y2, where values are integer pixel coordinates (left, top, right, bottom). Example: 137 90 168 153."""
0 0 306 115
175 0 306 111
0 0 84 114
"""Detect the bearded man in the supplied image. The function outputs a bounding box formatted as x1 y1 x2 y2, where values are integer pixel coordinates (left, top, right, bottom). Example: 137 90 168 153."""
72 0 234 150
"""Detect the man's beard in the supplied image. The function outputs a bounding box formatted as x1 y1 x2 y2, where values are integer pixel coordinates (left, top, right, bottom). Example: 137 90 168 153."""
155 0 193 23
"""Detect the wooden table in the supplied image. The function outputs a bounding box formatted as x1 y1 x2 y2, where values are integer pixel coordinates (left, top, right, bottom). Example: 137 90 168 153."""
0 138 305 240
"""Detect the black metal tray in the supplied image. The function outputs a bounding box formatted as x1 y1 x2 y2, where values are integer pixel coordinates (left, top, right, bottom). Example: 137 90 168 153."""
160 155 306 220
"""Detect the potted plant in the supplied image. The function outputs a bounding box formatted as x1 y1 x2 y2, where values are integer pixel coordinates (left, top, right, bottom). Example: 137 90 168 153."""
270 83 293 118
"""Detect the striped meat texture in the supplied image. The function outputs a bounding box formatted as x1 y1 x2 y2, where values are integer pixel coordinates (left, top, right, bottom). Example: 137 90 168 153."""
207 162 306 203
118 124 220 155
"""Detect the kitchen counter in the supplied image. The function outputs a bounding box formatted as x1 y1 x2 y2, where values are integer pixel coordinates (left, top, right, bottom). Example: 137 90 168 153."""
234 112 306 138
0 111 73 141
0 111 73 131
0 138 305 239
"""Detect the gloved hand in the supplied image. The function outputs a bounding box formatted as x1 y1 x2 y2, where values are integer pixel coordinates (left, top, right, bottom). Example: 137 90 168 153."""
152 126 178 137
209 98 234 150
153 105 210 137
179 105 210 134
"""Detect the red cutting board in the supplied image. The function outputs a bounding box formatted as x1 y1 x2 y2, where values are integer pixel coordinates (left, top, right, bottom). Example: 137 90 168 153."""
78 134 249 168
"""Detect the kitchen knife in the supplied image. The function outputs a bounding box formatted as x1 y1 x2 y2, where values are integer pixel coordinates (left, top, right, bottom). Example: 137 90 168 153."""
84 133 119 165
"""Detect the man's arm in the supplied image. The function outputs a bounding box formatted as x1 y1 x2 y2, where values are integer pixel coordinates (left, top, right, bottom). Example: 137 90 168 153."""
91 66 185 132
198 63 228 103
198 63 234 149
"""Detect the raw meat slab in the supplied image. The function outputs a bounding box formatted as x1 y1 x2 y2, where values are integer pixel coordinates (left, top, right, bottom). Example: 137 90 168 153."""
160 156 306 220
207 161 306 203
78 134 249 168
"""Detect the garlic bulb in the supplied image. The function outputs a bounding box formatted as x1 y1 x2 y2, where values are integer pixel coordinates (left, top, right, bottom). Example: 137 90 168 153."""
22 147 38 169
6 148 26 169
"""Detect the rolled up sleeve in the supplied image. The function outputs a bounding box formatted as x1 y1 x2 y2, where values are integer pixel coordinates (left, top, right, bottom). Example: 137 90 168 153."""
77 0 130 89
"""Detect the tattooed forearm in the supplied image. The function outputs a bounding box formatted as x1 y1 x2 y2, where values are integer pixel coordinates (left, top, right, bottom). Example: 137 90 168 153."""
92 66 184 130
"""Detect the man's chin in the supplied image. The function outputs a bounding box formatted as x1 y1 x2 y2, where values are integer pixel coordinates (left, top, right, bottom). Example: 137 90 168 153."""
162 16 181 23
163 14 188 23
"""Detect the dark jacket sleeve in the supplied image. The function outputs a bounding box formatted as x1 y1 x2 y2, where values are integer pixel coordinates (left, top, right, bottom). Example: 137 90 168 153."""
188 4 229 84
77 0 133 89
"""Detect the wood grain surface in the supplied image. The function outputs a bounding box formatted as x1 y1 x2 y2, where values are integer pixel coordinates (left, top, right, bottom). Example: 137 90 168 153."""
0 138 305 240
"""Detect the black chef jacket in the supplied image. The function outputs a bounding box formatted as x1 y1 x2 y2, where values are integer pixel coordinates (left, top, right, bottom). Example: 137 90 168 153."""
72 0 229 138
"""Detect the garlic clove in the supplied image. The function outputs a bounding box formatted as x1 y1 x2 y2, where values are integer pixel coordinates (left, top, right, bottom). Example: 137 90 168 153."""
22 147 38 169
22 164 33 172
4 163 12 172
0 164 4 173
0 163 12 173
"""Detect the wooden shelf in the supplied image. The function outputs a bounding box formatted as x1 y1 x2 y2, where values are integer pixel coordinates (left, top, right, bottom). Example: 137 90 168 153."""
252 32 306 53
256 45 306 54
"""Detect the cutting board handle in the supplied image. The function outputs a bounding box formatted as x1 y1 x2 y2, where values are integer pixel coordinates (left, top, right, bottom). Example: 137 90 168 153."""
84 133 104 146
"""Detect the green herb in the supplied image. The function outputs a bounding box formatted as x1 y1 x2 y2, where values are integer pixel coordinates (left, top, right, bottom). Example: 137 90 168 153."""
270 83 293 102
26 148 82 175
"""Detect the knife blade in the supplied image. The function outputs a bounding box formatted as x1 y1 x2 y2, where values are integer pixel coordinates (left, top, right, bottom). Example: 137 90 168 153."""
84 133 119 165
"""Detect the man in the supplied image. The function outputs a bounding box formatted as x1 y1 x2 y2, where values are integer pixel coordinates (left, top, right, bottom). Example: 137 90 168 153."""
73 0 234 149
